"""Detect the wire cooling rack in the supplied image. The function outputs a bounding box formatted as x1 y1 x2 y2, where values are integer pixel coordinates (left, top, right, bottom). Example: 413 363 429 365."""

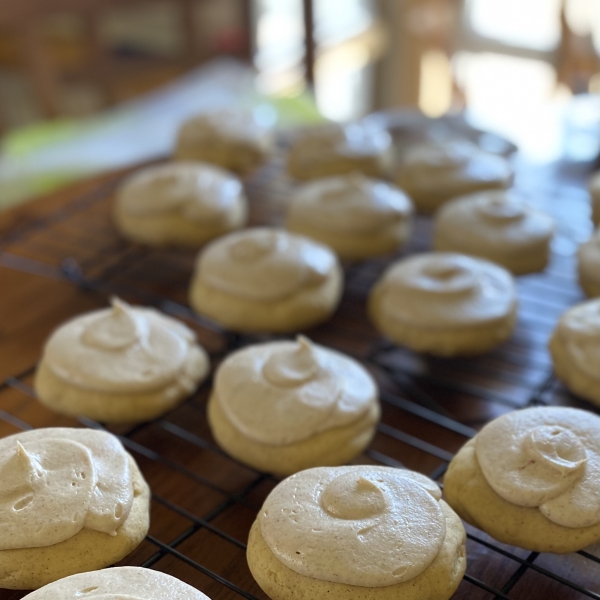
0 150 599 600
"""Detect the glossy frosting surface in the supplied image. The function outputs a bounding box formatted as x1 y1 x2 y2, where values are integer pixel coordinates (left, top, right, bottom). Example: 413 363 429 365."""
289 173 413 234
376 252 516 327
197 228 337 301
259 465 445 586
118 162 244 223
476 407 600 528
215 336 377 445
44 299 206 394
0 428 133 549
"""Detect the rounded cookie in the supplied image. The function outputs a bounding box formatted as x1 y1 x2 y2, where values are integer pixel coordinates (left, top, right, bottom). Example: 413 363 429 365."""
578 229 600 298
247 465 466 600
368 252 517 356
287 121 392 181
286 172 414 260
395 140 513 213
433 189 554 274
113 161 247 247
189 227 343 333
175 109 273 176
444 407 600 553
208 336 380 475
22 566 209 598
35 298 209 423
0 428 150 589
549 298 600 406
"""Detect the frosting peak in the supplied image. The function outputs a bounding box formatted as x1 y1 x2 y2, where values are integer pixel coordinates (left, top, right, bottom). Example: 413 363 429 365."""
214 339 377 445
475 193 525 222
0 428 134 550
476 407 600 528
44 300 205 394
198 228 337 302
263 336 319 387
417 257 477 295
259 466 445 587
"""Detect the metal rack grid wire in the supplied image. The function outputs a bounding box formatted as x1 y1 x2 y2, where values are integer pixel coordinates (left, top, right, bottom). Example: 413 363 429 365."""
0 152 599 600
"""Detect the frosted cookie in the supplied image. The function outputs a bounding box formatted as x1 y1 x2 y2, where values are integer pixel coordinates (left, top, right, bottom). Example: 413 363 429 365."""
287 121 392 181
35 298 209 423
549 298 600 406
578 229 600 298
189 228 343 333
368 252 517 356
175 109 273 176
247 465 466 600
590 172 600 226
113 162 247 247
433 190 554 274
444 407 600 553
208 336 380 475
0 428 150 589
286 173 414 260
395 141 513 213
22 566 208 599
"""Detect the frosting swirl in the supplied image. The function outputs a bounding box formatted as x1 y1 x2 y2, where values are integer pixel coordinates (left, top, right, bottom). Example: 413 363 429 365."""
476 407 600 528
436 190 554 249
259 466 445 586
375 253 517 327
196 228 338 302
214 337 377 445
288 173 413 234
0 428 134 550
44 298 208 394
555 299 600 381
117 162 245 223
22 566 209 599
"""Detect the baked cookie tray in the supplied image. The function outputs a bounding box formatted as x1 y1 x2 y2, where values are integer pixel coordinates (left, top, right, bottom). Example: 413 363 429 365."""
0 147 598 600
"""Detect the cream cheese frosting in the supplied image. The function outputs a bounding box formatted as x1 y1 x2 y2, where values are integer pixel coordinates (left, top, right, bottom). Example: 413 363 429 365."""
292 122 391 159
0 427 134 550
22 566 209 599
214 336 377 445
554 299 600 381
288 173 413 234
117 162 245 223
43 298 207 395
177 109 272 148
436 190 554 249
375 253 517 328
196 228 338 302
476 407 600 528
259 465 445 587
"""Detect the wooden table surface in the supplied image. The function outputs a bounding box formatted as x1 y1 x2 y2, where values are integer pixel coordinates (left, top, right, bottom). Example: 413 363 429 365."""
0 155 599 600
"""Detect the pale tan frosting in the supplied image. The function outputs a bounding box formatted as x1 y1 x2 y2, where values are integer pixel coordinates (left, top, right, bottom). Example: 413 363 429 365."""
292 122 391 159
376 252 517 327
117 162 245 223
44 298 208 395
288 173 413 234
399 141 512 188
436 190 554 249
22 566 209 599
178 109 272 148
259 465 445 587
0 427 134 550
476 407 600 528
196 228 338 302
555 299 600 381
215 336 377 445
579 230 600 287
